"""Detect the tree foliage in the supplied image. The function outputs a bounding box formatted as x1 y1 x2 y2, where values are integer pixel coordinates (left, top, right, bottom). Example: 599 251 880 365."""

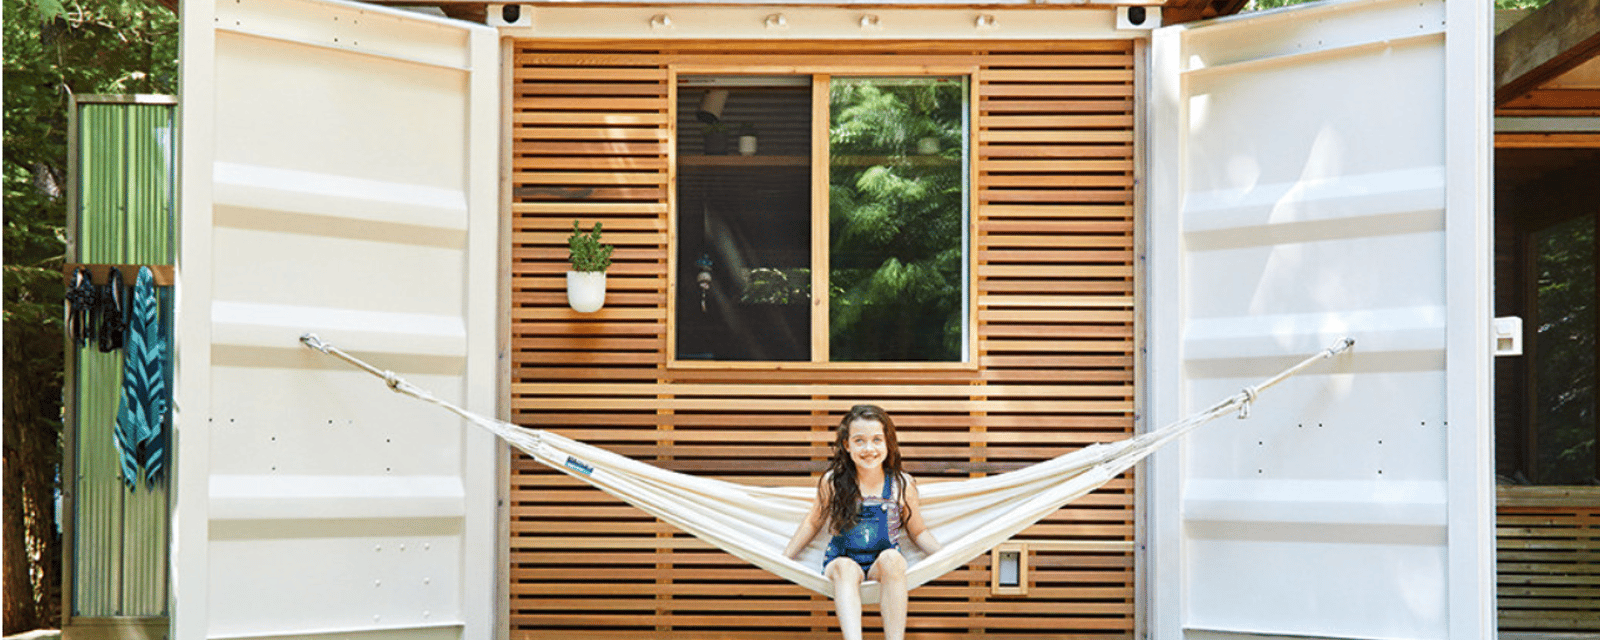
828 79 965 362
3 0 175 631
1532 215 1597 484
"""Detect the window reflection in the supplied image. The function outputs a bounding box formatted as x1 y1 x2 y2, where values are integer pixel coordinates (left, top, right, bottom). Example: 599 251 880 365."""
676 78 812 361
830 77 968 362
673 75 968 364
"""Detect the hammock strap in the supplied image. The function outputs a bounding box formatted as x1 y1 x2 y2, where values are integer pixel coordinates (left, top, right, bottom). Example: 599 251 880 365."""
301 333 1353 438
298 333 544 450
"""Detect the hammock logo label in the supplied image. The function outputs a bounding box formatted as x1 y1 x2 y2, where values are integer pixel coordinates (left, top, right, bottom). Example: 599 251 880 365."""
565 456 595 476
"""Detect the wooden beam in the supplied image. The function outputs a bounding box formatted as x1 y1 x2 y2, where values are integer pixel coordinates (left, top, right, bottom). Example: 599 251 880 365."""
439 5 487 23
1162 0 1245 26
1496 132 1600 148
1494 0 1600 105
62 263 175 287
364 0 1243 28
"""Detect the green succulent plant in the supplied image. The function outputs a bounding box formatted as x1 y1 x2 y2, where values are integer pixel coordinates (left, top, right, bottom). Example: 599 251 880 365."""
568 220 615 272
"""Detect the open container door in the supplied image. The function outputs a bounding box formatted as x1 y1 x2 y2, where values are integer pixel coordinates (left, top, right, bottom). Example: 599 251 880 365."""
1147 0 1492 638
175 2 501 640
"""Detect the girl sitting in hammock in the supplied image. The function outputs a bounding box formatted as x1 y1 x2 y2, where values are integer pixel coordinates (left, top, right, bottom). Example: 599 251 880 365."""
783 404 942 640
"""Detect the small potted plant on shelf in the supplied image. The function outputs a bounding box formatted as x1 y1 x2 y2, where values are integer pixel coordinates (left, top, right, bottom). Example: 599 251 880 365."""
703 121 730 155
567 220 614 313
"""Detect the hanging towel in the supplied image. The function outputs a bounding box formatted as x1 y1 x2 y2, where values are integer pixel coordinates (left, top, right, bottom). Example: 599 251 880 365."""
114 266 168 488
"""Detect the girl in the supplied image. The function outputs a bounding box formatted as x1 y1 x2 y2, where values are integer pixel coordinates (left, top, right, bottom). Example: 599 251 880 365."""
784 405 941 640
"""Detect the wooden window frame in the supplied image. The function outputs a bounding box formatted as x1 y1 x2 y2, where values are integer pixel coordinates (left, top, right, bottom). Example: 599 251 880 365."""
666 64 982 370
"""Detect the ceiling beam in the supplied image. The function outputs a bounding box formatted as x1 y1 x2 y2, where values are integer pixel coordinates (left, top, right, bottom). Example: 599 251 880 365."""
1495 0 1600 106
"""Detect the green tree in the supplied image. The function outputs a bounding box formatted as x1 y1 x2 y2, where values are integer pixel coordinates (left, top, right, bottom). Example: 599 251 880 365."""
1532 214 1597 484
3 0 175 630
828 78 965 362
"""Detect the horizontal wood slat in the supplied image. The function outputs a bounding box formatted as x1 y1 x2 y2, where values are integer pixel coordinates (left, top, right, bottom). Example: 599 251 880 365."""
1497 492 1600 633
512 41 1136 640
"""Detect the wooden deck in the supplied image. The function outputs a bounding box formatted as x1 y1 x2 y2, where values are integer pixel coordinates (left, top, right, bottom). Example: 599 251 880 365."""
1498 487 1600 635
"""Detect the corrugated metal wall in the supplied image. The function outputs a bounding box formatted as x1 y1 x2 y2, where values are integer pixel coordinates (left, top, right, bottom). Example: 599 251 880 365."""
509 41 1137 638
69 97 176 617
1145 0 1493 635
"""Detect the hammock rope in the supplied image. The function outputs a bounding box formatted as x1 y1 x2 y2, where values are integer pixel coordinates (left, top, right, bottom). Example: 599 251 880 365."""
300 334 1352 602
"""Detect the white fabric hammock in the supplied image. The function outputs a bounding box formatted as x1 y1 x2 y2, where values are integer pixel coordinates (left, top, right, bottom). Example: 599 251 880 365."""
301 334 1352 603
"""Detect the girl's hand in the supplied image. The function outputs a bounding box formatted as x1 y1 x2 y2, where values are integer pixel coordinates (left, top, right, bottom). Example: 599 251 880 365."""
783 478 831 560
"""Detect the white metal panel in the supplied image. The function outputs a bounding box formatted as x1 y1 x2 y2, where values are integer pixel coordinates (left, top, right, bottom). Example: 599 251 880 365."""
1146 0 1492 638
176 2 501 640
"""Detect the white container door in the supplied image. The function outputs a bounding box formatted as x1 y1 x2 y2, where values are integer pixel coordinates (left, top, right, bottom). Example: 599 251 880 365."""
175 2 501 640
1146 0 1492 639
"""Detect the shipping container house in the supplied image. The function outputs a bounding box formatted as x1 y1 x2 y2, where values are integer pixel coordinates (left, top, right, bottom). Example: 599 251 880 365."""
68 0 1499 639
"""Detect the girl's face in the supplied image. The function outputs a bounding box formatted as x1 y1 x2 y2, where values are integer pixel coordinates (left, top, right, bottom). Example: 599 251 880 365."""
844 419 888 473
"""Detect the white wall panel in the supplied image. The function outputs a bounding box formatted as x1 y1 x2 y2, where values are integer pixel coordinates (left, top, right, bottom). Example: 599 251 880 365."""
1147 0 1490 638
178 1 500 639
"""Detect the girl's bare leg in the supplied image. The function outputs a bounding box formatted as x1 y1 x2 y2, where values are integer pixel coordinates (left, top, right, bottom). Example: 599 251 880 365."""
826 558 866 640
868 550 909 640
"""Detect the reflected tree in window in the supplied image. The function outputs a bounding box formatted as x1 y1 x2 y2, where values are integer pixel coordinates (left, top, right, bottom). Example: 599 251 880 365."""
1533 213 1597 484
829 78 966 362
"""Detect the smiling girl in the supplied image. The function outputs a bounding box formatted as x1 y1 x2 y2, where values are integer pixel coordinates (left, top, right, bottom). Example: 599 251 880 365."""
783 404 941 640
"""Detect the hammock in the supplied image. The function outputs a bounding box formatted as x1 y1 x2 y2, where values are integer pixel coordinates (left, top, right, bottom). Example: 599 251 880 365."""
301 334 1352 603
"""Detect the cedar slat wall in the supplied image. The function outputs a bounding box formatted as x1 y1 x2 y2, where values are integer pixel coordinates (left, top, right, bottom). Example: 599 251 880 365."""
511 41 1136 639
1498 488 1600 633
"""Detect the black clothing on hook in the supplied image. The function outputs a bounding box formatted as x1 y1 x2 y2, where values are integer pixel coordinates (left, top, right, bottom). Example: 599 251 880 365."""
98 267 126 352
66 267 97 348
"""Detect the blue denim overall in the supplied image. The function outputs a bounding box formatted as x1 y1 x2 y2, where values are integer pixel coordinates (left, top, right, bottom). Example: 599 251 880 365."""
823 478 900 574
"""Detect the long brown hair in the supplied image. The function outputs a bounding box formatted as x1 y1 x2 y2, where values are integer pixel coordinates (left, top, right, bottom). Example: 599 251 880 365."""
824 404 909 535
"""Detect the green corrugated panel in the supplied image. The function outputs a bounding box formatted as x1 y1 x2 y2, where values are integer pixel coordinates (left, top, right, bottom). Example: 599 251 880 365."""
71 99 174 617
78 102 175 263
73 350 125 614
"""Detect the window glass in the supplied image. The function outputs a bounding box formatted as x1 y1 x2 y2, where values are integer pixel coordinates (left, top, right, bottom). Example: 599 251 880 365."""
829 77 967 362
673 75 968 364
675 77 812 361
1530 213 1596 484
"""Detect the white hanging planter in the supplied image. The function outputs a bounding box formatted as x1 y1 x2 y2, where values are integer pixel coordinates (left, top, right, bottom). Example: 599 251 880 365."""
566 271 607 313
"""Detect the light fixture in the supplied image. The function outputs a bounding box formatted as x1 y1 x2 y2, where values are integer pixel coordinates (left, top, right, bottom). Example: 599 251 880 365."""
696 89 728 124
990 543 1028 596
997 550 1020 586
